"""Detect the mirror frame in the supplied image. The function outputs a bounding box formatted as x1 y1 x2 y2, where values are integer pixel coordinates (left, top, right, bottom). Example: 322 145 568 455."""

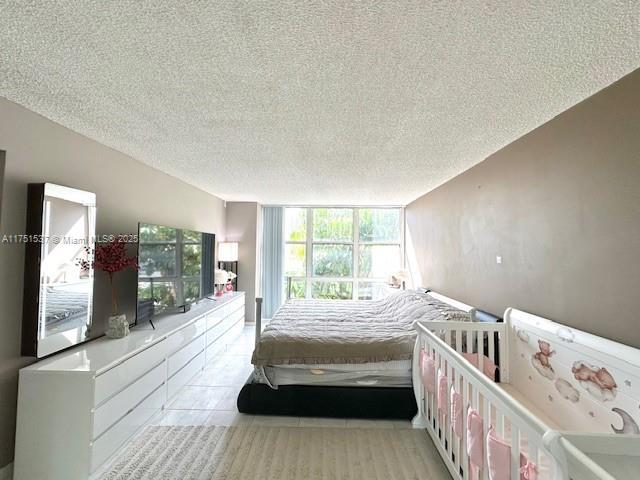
22 183 97 358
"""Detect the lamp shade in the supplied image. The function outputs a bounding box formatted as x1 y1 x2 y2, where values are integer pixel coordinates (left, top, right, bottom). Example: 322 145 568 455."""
219 242 239 261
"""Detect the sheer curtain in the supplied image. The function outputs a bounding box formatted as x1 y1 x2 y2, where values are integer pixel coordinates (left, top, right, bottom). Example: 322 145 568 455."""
261 206 284 318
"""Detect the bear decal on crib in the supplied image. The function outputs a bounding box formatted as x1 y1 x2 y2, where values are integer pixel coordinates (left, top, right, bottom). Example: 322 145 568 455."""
571 361 617 402
531 340 556 380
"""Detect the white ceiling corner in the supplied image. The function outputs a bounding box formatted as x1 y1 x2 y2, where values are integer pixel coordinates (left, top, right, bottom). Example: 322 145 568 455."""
1 1 638 205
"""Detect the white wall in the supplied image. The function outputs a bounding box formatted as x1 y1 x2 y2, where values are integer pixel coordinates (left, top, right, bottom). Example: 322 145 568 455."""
0 98 227 468
225 202 261 322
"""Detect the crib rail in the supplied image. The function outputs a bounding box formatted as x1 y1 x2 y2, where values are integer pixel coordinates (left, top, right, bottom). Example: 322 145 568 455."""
413 321 559 480
543 430 640 480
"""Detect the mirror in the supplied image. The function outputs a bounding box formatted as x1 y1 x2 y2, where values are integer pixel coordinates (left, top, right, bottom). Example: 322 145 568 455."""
22 183 96 358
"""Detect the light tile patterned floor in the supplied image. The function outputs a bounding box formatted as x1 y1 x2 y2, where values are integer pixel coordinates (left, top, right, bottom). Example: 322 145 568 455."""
152 325 413 429
92 324 424 480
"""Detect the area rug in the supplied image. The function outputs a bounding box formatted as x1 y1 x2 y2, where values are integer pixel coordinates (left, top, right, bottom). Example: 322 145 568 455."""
100 425 449 479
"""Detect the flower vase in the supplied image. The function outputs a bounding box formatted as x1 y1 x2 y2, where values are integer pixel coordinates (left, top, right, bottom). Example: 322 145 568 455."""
215 284 225 296
225 281 234 292
106 314 129 339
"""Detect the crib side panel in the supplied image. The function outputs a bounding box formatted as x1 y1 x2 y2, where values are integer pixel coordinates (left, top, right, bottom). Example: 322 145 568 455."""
506 308 640 435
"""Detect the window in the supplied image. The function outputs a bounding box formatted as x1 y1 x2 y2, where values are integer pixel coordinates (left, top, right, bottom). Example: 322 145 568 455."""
284 207 403 300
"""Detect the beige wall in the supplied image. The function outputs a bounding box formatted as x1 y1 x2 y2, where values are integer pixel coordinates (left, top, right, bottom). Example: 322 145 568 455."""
0 98 227 468
406 68 640 348
0 151 4 219
225 202 261 322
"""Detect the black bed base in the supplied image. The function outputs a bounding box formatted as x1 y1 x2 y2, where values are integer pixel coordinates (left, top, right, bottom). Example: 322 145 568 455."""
237 383 418 419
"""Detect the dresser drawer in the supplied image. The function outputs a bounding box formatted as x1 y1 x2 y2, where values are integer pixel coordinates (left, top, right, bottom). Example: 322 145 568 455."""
206 307 226 331
91 386 164 471
165 316 206 356
230 304 244 322
167 351 205 400
206 314 235 346
226 296 245 315
94 340 166 406
93 361 166 439
205 320 244 362
167 333 206 378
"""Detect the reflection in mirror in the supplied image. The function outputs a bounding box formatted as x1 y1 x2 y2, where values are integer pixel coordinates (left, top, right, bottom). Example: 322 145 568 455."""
22 183 96 358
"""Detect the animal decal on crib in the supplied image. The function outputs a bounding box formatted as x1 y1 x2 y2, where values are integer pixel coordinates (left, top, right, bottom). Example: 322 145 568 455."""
571 361 617 402
531 340 556 380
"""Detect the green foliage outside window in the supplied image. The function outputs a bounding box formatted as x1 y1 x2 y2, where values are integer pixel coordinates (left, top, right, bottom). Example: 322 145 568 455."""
285 278 306 299
182 244 202 276
284 244 306 277
313 208 353 241
139 224 177 243
138 281 176 309
285 208 306 241
312 281 353 300
359 209 400 243
139 244 176 277
282 207 401 301
313 244 353 277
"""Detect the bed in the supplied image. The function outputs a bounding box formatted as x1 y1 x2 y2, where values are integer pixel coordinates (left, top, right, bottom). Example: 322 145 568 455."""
413 308 640 479
237 289 500 419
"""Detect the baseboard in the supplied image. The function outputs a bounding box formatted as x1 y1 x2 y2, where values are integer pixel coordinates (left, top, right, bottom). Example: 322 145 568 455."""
0 462 13 480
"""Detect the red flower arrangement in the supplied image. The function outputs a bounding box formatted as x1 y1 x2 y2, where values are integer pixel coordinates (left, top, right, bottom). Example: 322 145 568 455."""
78 240 138 315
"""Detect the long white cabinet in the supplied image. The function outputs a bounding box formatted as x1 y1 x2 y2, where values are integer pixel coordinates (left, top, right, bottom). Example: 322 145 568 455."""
13 292 245 480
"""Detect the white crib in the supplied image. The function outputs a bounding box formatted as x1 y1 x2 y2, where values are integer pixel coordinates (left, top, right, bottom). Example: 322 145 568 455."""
412 307 640 480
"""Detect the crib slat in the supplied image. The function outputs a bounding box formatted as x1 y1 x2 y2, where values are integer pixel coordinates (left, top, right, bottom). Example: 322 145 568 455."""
455 329 462 354
497 410 504 437
434 350 441 443
510 422 520 480
453 369 460 474
482 395 490 480
476 330 484 374
445 329 452 349
461 372 469 480
529 436 539 478
488 332 495 373
444 361 451 459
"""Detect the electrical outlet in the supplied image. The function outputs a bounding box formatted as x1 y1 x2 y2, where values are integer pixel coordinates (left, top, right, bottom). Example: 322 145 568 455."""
496 255 502 264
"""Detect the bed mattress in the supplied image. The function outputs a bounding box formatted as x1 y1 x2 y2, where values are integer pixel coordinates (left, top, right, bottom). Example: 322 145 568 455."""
262 359 413 388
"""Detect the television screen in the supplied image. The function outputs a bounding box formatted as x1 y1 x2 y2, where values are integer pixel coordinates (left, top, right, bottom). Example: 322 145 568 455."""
136 223 215 324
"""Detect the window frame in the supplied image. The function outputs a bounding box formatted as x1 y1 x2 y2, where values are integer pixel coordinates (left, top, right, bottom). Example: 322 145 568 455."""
284 206 404 300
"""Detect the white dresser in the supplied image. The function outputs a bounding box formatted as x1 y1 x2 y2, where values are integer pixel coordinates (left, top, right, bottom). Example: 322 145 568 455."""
13 292 245 480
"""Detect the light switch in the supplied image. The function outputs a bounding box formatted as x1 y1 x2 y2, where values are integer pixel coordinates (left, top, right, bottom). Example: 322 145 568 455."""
496 256 502 264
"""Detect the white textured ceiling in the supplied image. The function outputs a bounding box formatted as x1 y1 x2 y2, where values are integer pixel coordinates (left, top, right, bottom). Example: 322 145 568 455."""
1 2 639 205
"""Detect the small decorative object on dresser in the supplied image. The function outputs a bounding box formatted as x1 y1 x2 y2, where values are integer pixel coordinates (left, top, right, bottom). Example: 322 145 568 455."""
214 268 229 296
79 239 138 338
226 271 237 292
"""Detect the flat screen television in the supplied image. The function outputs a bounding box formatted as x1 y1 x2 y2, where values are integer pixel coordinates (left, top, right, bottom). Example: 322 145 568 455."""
136 222 215 325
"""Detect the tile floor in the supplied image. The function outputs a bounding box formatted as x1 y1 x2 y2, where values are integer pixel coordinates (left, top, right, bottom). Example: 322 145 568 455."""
150 324 413 429
93 324 418 479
